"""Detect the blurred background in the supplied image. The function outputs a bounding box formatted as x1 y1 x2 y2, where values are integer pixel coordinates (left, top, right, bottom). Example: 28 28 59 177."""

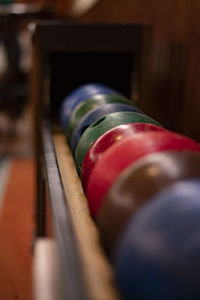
0 0 200 142
0 0 200 299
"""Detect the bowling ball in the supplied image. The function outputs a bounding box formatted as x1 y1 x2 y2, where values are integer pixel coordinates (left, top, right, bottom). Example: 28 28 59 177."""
97 151 200 251
75 112 162 176
60 83 121 129
86 131 200 217
70 103 142 156
114 179 200 300
81 123 165 192
66 94 136 145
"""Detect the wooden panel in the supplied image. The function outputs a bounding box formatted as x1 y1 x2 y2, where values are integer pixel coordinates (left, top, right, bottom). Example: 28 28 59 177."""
79 0 200 140
35 23 143 53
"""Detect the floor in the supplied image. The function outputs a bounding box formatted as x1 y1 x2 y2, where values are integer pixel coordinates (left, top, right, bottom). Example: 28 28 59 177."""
0 108 34 300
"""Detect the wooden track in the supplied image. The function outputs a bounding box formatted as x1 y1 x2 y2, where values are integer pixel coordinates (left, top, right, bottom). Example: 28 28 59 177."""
53 133 120 300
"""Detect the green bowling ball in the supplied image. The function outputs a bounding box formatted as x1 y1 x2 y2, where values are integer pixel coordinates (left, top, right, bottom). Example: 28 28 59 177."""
75 111 162 176
66 94 136 145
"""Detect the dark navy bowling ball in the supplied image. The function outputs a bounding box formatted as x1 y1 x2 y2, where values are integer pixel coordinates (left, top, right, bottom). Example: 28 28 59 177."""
114 179 200 300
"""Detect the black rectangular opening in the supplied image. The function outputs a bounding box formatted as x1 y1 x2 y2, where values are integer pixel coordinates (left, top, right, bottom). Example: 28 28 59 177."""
50 52 134 123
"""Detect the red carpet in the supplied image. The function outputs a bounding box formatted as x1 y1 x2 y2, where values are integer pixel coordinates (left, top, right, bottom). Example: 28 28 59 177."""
0 158 35 300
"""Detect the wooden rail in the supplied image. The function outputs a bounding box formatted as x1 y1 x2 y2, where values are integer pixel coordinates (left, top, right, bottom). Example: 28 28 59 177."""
53 132 120 300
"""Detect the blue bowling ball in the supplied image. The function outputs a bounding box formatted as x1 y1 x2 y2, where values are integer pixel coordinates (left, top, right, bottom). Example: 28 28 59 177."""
70 103 142 156
60 83 121 130
114 179 200 300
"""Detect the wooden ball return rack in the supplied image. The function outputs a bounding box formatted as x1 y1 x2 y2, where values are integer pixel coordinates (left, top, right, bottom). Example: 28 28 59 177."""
32 21 151 300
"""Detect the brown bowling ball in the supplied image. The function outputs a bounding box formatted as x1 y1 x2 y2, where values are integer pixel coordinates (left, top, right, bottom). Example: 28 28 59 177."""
97 151 200 252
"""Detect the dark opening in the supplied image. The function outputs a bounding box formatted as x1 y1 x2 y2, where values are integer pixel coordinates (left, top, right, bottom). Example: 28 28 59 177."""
50 52 134 124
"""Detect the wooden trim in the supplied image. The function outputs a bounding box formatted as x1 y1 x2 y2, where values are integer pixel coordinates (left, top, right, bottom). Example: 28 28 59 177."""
35 22 143 53
32 27 46 236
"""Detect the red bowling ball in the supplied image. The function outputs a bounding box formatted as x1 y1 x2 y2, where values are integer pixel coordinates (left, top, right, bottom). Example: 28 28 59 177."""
81 123 166 191
86 131 200 217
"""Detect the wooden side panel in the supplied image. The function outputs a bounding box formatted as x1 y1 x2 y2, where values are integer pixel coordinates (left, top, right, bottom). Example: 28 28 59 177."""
80 0 200 140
